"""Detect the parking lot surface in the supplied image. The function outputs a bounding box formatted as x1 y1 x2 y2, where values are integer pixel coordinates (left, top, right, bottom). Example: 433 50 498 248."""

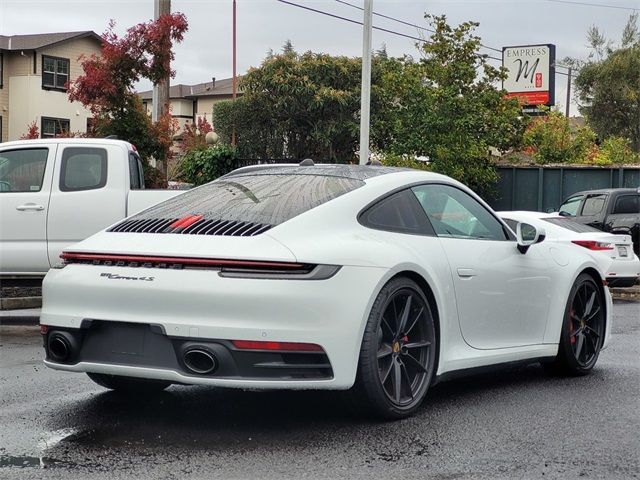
1 300 639 480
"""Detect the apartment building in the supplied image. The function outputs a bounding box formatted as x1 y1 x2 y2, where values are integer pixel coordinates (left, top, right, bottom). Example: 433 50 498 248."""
138 77 240 133
0 31 101 142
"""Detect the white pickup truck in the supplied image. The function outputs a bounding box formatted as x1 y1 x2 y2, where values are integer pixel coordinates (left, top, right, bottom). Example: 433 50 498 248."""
0 138 184 277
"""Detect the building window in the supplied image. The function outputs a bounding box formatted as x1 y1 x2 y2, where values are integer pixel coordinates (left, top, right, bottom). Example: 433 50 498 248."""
0 116 3 142
42 55 69 91
0 52 4 88
41 117 70 138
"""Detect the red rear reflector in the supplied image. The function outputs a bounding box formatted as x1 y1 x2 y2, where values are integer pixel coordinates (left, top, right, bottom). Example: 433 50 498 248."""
60 251 307 270
571 240 614 251
231 340 324 352
40 325 49 334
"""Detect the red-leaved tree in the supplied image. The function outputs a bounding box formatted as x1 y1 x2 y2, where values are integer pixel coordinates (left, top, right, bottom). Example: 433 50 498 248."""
68 14 188 186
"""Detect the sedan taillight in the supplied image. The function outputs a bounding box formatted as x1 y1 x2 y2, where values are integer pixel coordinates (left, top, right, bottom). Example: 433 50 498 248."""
571 240 614 251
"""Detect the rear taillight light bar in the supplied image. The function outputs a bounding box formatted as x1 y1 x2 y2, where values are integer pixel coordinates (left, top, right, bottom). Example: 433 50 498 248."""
571 240 614 251
60 251 310 271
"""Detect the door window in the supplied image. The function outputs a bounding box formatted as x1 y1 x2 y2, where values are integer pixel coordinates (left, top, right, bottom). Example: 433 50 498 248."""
580 194 607 216
612 195 639 215
59 147 107 192
0 148 48 192
558 195 583 217
412 184 508 240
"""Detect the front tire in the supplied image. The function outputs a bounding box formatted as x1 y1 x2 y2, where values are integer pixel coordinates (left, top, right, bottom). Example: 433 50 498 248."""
87 373 171 393
543 273 605 376
350 277 436 420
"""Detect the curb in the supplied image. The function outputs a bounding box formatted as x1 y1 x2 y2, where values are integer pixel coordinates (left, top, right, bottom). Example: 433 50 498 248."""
0 296 42 310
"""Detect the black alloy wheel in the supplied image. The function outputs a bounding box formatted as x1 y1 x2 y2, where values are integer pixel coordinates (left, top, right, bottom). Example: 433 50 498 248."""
543 273 605 376
351 277 436 419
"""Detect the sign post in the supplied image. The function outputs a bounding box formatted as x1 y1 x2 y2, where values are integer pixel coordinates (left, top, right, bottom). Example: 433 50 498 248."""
502 44 556 114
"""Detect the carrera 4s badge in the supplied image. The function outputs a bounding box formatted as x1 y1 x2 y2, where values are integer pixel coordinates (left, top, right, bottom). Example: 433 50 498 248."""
100 273 155 281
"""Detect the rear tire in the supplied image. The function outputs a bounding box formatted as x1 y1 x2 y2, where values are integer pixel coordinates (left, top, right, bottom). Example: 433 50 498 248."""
543 273 605 376
87 373 171 393
350 277 436 420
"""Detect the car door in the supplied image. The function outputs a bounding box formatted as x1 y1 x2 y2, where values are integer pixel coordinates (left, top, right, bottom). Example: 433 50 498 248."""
606 193 640 255
46 144 125 267
411 183 551 350
575 193 608 229
0 146 55 274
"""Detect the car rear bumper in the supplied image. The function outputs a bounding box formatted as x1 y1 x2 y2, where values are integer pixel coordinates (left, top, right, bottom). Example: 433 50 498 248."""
41 264 388 390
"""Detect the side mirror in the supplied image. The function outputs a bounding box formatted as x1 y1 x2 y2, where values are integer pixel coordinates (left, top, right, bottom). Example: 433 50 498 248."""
517 222 546 254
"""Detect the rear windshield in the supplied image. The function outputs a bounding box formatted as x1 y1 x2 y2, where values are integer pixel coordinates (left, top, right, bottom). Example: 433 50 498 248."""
542 217 601 233
131 173 364 226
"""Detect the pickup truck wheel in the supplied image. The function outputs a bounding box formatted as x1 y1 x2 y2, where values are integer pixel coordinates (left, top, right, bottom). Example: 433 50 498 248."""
543 273 605 376
87 373 171 393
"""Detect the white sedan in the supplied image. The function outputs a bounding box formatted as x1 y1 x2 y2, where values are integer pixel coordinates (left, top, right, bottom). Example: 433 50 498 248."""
499 211 640 288
41 164 612 419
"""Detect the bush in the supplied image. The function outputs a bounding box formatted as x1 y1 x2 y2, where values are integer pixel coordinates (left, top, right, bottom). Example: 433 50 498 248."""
179 144 237 185
523 111 597 164
378 153 431 171
593 136 640 165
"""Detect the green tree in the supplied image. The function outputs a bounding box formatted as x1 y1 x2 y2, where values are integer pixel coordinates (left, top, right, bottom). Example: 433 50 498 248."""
572 14 640 151
213 47 369 162
373 15 526 193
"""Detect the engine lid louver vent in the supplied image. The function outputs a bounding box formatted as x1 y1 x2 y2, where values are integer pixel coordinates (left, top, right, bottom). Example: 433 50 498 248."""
108 218 272 236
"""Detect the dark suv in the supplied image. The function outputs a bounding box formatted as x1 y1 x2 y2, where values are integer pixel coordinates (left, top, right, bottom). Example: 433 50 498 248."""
558 188 640 255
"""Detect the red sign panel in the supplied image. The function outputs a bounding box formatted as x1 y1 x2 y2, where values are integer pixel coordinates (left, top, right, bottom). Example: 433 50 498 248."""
505 91 550 106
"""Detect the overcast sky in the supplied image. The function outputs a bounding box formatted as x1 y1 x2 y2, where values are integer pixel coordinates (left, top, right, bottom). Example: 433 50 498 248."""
1 0 638 114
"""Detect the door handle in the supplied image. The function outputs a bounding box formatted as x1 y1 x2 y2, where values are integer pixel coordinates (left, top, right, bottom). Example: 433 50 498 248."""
457 268 477 278
16 204 44 211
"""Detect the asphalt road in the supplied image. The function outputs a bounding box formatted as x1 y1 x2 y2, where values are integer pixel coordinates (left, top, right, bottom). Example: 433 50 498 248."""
1 301 639 480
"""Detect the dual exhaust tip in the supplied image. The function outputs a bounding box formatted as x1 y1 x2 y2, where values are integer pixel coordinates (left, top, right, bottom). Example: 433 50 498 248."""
48 332 77 362
48 331 217 376
183 348 217 375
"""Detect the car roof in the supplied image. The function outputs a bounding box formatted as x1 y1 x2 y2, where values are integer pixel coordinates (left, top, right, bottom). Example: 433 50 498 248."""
0 138 134 149
222 163 414 182
566 187 639 197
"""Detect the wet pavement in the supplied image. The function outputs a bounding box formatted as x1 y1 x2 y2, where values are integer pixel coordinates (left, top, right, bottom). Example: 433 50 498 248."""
1 301 639 480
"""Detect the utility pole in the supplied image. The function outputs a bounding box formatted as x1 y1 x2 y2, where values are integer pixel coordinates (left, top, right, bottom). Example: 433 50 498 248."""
359 0 373 165
231 0 237 146
152 0 171 177
565 66 572 118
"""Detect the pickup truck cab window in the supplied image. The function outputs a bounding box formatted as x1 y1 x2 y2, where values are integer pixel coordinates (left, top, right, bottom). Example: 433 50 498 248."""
0 148 48 192
60 147 107 192
128 152 145 190
412 184 508 241
559 195 583 217
612 194 639 215
580 194 607 216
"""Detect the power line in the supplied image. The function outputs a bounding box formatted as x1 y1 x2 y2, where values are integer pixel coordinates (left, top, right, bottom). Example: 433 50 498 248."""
275 0 504 62
334 0 503 54
333 0 580 70
543 0 638 11
276 0 581 74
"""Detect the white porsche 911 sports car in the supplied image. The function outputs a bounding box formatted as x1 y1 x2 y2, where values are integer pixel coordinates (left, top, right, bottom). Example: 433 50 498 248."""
41 164 612 419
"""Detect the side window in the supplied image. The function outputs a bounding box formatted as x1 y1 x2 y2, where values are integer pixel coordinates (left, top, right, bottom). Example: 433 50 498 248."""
359 189 432 235
502 218 519 234
612 195 639 215
580 194 607 216
559 195 583 217
412 184 508 241
60 147 107 192
0 148 48 192
129 153 142 190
